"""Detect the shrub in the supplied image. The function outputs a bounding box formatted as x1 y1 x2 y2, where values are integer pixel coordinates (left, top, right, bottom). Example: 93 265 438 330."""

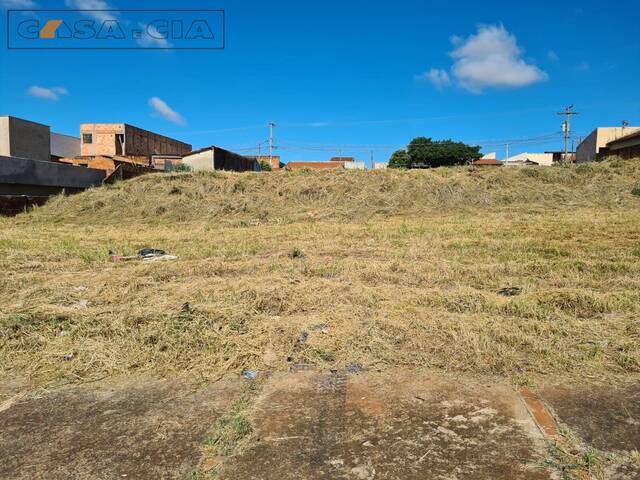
171 163 192 172
259 160 273 171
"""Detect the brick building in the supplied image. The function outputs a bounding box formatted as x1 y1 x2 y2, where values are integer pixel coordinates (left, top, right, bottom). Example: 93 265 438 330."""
80 123 192 164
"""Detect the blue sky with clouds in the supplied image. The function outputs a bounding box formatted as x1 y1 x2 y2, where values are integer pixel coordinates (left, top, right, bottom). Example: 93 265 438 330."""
1 0 639 162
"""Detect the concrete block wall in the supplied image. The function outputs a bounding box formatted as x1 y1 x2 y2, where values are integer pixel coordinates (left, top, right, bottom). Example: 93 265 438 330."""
51 132 80 159
0 116 51 162
125 124 192 157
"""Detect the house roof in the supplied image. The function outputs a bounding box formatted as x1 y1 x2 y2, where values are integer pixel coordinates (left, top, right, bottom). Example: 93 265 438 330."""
285 161 345 170
472 158 503 166
183 146 215 156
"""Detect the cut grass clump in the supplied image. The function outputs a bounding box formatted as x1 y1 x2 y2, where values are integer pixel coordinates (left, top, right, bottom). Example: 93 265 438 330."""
205 413 253 456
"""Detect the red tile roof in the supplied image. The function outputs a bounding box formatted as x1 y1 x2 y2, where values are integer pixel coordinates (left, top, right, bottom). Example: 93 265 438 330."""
471 158 503 166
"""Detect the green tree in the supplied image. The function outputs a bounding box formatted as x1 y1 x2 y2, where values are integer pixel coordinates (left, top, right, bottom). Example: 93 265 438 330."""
387 149 410 169
259 160 273 171
407 137 481 168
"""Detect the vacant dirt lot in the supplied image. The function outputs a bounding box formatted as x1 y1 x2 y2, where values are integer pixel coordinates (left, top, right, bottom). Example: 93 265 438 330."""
1 160 639 478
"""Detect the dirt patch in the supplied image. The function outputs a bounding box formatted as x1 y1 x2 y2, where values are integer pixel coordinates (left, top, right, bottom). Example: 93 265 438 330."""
0 376 242 480
539 382 640 452
220 370 552 479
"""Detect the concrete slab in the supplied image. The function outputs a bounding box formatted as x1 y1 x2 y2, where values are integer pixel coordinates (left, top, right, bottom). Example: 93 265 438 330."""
539 382 640 452
221 371 552 479
0 376 242 480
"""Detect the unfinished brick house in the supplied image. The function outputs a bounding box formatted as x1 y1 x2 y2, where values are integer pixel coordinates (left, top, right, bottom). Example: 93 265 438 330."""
79 124 192 165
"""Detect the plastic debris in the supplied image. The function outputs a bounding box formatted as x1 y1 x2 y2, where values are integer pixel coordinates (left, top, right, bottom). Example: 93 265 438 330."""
242 370 258 380
498 287 521 297
109 247 178 262
63 353 75 361
143 254 178 262
138 248 166 257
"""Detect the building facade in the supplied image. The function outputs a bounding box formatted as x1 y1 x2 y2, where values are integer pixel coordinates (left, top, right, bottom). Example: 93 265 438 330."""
576 127 640 163
51 132 81 160
503 152 554 166
182 146 259 172
603 130 640 159
80 123 192 162
0 116 51 162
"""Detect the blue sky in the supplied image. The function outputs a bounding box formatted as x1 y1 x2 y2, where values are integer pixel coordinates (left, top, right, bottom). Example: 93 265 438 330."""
1 0 639 163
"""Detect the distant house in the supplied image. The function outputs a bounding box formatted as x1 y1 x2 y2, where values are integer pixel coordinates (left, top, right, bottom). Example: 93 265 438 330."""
602 130 640 159
285 157 358 171
576 127 640 163
503 152 554 166
285 161 345 171
80 123 192 164
545 151 575 163
255 155 283 170
182 146 259 172
471 158 503 166
343 161 366 170
372 162 387 169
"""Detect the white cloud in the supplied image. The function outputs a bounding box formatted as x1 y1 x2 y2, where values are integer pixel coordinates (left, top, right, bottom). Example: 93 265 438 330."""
0 0 37 7
149 97 186 125
420 25 547 94
64 0 117 22
547 50 559 62
449 25 547 93
27 86 68 101
416 68 451 89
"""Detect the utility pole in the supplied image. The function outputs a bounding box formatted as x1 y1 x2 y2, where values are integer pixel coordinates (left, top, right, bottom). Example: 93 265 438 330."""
505 143 509 162
268 122 276 165
557 105 579 162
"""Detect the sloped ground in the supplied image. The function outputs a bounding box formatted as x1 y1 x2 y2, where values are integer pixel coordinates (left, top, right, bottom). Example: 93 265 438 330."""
1 161 640 388
1 160 639 478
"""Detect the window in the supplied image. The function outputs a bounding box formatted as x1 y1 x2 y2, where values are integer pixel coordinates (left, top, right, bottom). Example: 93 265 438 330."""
82 133 93 144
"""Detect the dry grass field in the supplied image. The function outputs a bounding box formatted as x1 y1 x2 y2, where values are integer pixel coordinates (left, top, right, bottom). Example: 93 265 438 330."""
1 158 640 389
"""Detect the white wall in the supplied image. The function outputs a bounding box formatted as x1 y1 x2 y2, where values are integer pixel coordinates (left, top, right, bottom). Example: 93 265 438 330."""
183 149 214 171
344 161 366 170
